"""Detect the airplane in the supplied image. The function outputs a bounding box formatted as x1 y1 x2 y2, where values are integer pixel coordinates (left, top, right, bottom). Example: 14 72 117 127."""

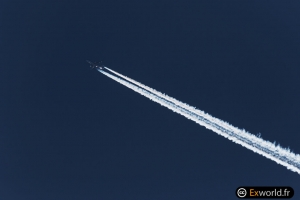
86 60 104 69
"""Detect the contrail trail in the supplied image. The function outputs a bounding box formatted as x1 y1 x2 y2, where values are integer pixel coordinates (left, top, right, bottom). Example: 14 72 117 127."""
99 69 300 175
105 67 240 134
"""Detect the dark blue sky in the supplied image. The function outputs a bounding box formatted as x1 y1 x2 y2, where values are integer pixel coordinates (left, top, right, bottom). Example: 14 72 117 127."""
1 1 300 199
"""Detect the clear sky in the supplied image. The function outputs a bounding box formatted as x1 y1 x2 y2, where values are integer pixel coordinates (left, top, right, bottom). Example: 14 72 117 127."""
1 1 300 199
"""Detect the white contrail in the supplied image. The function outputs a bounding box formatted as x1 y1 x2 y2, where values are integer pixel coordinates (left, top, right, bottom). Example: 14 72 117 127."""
105 67 240 134
99 69 300 175
105 67 300 166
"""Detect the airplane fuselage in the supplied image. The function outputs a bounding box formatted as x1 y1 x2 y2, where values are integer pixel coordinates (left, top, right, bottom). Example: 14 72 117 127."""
86 60 104 70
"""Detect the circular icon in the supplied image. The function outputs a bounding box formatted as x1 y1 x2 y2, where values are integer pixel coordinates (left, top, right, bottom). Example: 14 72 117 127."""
237 188 247 198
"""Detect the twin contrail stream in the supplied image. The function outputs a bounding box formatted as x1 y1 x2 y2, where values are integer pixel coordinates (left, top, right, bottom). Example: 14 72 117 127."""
99 68 300 175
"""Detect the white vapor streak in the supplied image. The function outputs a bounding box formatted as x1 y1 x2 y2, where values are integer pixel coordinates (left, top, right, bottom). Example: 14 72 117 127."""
99 69 300 175
105 67 239 134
